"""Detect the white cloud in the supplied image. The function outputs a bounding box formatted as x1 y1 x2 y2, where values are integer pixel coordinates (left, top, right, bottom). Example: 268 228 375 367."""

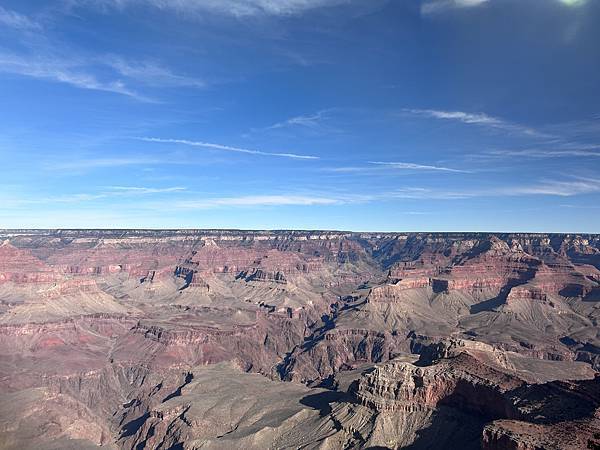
0 53 150 101
9 186 187 206
0 51 203 101
370 161 470 173
404 108 552 138
4 177 598 221
379 179 600 199
323 166 369 173
455 0 489 5
421 0 489 14
502 178 600 197
558 0 586 6
104 56 205 88
409 109 500 125
186 191 468 207
0 6 40 30
40 193 108 204
484 149 600 159
388 188 473 200
106 186 187 194
139 137 319 160
50 157 165 170
83 0 352 17
174 194 339 209
265 110 330 130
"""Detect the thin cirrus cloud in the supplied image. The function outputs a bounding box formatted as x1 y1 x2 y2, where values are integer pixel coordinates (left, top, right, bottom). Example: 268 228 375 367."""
0 51 206 101
105 186 187 195
77 0 353 18
115 179 600 211
5 178 597 213
139 137 320 160
173 194 340 209
501 177 600 197
559 0 587 5
265 110 331 130
369 161 470 173
6 186 187 206
323 161 470 174
0 5 40 29
380 181 600 199
0 7 204 102
421 0 489 14
49 157 166 171
483 149 600 159
0 52 150 101
103 56 205 88
420 177 600 198
174 190 475 210
375 179 600 200
404 108 552 138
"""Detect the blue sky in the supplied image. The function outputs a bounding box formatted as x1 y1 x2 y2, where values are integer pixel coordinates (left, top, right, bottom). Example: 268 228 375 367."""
0 0 599 231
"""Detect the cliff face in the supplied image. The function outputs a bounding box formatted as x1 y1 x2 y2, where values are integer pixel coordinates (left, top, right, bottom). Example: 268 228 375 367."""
1 230 600 449
339 345 600 450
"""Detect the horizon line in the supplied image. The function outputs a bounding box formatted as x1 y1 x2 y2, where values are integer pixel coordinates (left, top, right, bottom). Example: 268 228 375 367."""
0 228 598 236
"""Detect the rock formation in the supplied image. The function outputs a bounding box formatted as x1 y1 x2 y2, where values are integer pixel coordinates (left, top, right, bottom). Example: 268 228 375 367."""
1 230 600 448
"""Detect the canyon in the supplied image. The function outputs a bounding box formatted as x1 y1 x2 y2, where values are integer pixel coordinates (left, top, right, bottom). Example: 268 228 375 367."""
0 229 600 449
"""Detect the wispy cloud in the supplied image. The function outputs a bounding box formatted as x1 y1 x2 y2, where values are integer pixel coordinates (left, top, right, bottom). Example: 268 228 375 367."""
0 38 204 101
0 6 40 30
78 0 353 18
380 178 600 199
0 52 151 101
501 177 600 197
173 194 339 209
4 185 187 207
421 0 489 14
323 166 369 173
370 161 471 173
404 108 551 138
139 137 319 160
558 0 587 6
323 161 471 174
49 157 165 171
175 189 473 209
389 178 600 199
104 56 205 88
536 118 600 141
482 148 600 159
38 193 107 204
560 203 600 210
4 177 598 217
388 188 473 200
265 110 331 130
248 109 342 137
404 178 600 198
105 186 186 195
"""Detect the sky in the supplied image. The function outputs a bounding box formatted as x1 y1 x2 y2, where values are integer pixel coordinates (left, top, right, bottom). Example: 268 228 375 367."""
0 0 599 232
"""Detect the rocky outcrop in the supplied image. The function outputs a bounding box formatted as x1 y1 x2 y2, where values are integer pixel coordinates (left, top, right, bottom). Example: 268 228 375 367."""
482 375 600 450
353 353 522 416
238 268 288 283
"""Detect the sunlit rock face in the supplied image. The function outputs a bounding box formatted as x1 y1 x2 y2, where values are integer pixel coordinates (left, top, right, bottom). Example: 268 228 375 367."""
1 229 600 449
